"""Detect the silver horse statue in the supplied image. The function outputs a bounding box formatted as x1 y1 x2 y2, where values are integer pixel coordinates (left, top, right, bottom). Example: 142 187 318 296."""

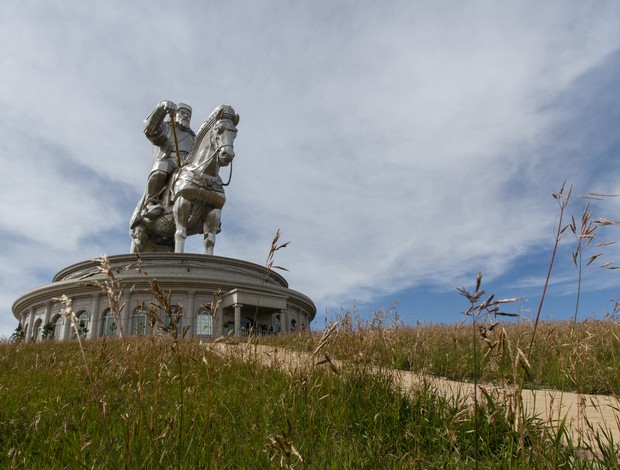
130 105 239 254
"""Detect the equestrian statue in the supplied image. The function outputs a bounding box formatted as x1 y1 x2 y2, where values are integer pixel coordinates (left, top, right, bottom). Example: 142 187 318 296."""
130 101 239 254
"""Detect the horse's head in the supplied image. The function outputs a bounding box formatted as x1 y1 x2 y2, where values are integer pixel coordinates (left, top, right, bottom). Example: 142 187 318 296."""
210 106 239 167
186 105 240 177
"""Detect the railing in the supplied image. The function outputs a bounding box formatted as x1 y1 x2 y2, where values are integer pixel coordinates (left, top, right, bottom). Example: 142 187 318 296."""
238 329 278 337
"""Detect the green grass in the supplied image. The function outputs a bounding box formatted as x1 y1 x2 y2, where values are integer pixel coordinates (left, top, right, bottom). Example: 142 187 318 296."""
1 331 616 468
3 185 620 467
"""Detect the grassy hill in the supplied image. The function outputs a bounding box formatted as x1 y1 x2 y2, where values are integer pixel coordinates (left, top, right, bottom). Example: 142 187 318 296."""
2 313 619 468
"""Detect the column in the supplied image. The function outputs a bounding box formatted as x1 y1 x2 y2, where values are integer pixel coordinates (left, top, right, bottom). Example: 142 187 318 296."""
185 291 196 338
41 301 52 339
27 307 36 341
88 294 102 340
43 301 52 328
62 312 73 341
233 304 243 337
216 302 224 337
121 291 131 337
280 310 288 333
19 312 27 339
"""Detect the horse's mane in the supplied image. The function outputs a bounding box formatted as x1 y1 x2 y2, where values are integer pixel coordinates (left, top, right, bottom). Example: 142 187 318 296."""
186 105 235 163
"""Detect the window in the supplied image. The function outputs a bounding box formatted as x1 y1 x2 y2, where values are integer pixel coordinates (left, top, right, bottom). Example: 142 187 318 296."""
33 319 42 341
101 309 118 337
196 307 213 336
160 311 184 337
159 309 183 338
242 318 254 332
176 312 184 337
52 315 63 340
290 319 297 332
132 308 149 336
75 311 89 338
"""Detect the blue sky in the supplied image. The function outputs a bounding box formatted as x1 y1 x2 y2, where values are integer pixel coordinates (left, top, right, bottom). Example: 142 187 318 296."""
2 1 620 337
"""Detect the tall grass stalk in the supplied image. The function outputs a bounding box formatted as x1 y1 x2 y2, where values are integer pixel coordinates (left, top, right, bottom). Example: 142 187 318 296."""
87 255 127 338
528 181 572 356
248 228 289 344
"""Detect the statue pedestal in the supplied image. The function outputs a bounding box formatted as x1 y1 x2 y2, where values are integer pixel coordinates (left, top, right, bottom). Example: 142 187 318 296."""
13 253 315 341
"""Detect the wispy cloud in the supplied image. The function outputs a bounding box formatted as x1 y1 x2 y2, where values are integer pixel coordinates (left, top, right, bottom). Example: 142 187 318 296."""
2 1 620 335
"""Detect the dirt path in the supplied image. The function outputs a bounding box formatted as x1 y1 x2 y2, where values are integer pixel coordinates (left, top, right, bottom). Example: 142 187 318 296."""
205 342 620 449
392 369 620 447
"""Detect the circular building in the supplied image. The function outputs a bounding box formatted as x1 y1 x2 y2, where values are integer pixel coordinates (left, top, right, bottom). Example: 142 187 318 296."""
13 253 316 341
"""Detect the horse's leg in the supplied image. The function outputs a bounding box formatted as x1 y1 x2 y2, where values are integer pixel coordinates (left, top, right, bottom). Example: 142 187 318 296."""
130 231 138 253
173 197 191 253
203 208 221 255
130 226 147 253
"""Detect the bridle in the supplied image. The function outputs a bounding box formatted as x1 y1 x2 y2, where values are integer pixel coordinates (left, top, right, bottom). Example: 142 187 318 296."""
185 121 237 186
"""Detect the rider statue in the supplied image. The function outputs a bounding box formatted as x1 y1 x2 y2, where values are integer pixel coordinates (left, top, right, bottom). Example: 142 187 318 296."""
130 101 239 253
140 100 196 219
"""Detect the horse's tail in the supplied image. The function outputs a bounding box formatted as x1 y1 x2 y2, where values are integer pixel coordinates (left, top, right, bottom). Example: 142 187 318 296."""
129 192 147 229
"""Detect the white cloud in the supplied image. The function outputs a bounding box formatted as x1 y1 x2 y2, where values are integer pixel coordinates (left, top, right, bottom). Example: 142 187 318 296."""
1 1 620 336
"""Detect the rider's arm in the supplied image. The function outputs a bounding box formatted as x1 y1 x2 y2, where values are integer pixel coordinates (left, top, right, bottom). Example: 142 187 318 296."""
144 101 176 145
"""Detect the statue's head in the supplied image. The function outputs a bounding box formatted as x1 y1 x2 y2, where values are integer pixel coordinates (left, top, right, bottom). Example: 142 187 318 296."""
175 103 192 129
212 105 239 166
